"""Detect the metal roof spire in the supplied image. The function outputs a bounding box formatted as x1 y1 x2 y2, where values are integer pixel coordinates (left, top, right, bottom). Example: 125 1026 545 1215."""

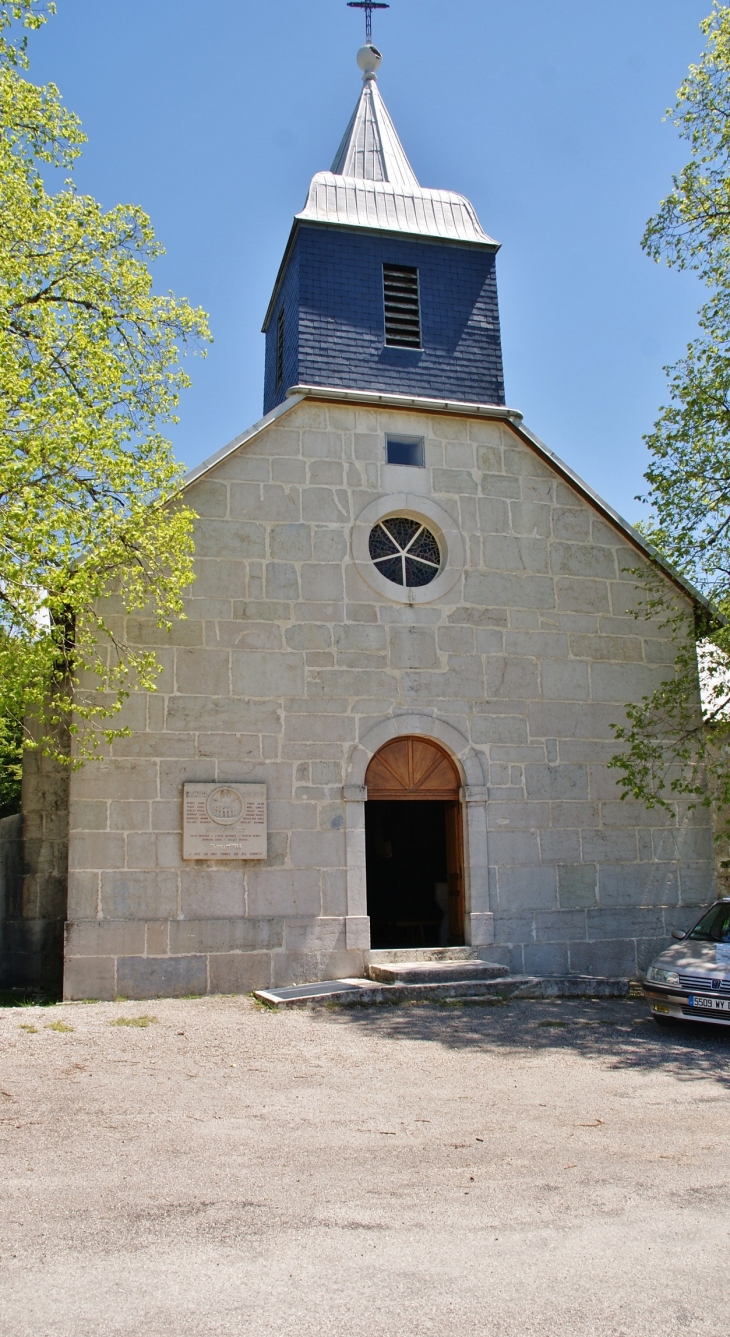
330 46 419 188
332 3 416 185
295 15 498 249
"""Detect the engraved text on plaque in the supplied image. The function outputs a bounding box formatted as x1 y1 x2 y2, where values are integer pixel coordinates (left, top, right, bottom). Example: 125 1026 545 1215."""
183 783 267 860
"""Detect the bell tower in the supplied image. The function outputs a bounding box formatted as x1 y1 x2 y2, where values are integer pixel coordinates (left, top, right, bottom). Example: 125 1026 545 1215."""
262 36 505 413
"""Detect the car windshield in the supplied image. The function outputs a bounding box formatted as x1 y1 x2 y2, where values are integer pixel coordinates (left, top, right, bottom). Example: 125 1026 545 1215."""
688 904 730 944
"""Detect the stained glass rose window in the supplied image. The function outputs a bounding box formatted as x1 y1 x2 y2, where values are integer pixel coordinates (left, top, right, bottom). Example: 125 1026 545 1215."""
368 517 441 588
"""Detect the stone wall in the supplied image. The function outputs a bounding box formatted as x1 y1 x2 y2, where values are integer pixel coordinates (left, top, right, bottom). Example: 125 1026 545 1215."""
64 394 715 999
712 799 730 902
0 813 23 988
0 743 69 994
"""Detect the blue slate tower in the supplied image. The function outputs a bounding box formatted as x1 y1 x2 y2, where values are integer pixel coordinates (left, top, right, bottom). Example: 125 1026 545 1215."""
262 42 505 413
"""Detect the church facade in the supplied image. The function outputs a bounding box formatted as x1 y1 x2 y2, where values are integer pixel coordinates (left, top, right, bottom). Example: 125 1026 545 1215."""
60 44 715 1001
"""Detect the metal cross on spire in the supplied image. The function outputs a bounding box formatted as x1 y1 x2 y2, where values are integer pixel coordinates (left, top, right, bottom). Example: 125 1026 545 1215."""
347 1 390 46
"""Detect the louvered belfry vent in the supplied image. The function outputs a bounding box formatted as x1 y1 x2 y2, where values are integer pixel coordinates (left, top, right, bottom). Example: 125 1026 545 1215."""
383 264 422 348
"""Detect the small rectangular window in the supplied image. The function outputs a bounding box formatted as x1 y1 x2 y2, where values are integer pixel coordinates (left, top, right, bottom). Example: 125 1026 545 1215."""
386 435 425 468
276 307 285 388
383 264 422 348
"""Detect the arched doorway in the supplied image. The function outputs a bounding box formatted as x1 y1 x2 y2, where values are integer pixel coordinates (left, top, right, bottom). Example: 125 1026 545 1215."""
365 737 465 948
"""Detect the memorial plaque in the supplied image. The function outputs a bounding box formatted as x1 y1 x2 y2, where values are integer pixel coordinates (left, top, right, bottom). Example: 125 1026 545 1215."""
183 783 267 860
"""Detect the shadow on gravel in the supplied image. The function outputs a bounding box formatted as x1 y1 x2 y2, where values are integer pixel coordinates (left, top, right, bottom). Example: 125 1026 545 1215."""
323 997 730 1086
0 988 58 1008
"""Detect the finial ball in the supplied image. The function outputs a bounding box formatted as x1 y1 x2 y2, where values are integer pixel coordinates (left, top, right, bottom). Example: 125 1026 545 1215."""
357 43 382 76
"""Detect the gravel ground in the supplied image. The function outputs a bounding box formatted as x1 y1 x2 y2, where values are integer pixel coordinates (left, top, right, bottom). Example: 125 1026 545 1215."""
0 993 728 1337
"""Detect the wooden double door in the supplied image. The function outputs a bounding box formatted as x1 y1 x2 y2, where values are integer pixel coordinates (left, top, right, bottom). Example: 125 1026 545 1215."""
365 737 465 948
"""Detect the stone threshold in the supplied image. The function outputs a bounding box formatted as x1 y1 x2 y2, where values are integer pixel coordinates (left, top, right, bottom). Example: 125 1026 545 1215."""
254 975 640 1010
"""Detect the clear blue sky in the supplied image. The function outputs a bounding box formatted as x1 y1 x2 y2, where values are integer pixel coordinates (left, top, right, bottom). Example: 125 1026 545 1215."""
29 0 710 524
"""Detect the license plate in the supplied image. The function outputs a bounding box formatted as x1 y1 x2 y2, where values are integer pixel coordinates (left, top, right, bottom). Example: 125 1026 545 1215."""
688 995 730 1011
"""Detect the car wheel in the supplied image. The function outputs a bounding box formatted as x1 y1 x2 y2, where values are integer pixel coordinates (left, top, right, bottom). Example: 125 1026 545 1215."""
652 1015 675 1027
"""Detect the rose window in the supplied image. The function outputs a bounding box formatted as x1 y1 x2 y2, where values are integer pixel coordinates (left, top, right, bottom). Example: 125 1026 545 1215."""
368 517 441 588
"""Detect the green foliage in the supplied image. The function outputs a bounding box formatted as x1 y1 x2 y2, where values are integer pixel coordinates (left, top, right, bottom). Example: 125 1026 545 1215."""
108 1014 158 1027
0 651 23 814
0 4 210 769
0 2 54 68
610 4 730 822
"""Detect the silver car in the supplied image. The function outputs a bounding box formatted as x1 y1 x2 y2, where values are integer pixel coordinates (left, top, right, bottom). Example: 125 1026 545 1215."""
644 898 730 1027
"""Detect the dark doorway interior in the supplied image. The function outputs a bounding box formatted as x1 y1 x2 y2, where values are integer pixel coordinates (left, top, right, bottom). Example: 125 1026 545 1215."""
366 800 458 949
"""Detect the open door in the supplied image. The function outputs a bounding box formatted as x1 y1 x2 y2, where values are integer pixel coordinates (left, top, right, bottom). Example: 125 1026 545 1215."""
365 737 465 947
445 801 465 947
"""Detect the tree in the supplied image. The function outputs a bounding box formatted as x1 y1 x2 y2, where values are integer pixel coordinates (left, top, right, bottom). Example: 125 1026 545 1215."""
610 2 730 824
0 2 210 810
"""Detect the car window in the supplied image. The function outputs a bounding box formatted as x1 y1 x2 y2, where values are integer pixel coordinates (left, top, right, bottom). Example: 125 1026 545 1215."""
688 904 730 943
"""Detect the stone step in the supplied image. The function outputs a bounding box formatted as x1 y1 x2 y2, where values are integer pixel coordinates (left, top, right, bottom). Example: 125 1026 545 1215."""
253 974 635 1011
365 947 483 965
365 961 509 985
255 976 527 1009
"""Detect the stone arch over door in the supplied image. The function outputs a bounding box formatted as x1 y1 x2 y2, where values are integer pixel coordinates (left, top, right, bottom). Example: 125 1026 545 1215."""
342 715 492 952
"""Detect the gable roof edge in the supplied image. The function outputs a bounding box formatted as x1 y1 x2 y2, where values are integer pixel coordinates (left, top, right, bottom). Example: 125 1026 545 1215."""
510 417 716 619
182 394 305 491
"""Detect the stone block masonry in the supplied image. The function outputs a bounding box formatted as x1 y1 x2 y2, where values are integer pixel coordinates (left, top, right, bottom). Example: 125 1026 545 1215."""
0 814 23 987
1 735 69 994
63 395 715 1000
